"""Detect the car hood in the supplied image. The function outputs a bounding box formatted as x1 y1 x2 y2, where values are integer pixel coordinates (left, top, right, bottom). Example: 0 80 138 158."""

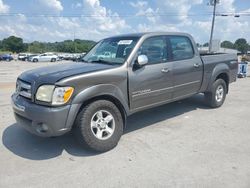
19 62 117 87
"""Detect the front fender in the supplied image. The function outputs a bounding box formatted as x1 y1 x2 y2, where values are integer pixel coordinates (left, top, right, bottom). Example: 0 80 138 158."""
73 84 128 110
65 84 129 129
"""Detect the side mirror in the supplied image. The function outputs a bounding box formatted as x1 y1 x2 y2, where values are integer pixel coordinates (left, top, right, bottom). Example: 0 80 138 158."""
137 55 148 66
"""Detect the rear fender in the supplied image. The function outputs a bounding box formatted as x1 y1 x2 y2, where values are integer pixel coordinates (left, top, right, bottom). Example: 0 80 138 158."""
206 63 229 92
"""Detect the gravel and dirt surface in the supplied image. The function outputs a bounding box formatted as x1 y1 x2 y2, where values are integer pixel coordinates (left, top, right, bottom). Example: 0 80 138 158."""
0 61 250 188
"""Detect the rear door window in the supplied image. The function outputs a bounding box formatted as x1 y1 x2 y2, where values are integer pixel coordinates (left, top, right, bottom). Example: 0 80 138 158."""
169 36 194 61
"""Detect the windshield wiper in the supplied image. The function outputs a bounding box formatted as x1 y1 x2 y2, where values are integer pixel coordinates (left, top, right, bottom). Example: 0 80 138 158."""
88 59 117 65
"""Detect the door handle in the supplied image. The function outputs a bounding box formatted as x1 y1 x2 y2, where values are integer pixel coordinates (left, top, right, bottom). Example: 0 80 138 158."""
193 63 200 68
161 68 169 73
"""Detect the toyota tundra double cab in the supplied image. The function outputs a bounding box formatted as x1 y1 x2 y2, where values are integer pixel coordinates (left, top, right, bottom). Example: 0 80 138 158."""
12 32 238 152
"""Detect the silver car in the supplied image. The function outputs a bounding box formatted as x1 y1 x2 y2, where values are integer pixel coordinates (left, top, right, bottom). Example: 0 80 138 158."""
30 53 58 62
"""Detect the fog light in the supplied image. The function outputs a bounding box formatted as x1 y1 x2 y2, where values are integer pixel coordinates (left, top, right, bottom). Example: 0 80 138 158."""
36 123 48 133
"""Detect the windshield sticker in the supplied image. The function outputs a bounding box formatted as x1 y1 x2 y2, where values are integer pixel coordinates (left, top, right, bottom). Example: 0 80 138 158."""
118 40 133 45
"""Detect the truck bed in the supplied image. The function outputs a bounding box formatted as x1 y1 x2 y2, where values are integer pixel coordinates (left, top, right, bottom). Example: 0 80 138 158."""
199 53 238 92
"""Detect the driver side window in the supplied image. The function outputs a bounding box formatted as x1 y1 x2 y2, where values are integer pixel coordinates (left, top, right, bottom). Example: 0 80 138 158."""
138 36 167 65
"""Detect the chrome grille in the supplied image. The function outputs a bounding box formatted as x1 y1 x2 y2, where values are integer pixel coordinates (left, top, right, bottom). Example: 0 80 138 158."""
16 80 32 99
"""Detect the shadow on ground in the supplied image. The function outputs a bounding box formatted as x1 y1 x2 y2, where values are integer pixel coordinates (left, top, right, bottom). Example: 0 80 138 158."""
2 94 209 160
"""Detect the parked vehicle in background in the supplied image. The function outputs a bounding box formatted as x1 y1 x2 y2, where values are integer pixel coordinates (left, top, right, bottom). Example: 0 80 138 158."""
30 53 58 62
72 53 86 62
27 54 38 62
57 54 65 61
18 53 30 61
12 32 238 152
0 54 13 61
61 53 73 60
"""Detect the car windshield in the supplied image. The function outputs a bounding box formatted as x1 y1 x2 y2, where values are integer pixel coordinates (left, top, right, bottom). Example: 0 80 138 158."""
83 36 140 65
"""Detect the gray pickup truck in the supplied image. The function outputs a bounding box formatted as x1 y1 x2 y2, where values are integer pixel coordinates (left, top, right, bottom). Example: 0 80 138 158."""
12 32 238 152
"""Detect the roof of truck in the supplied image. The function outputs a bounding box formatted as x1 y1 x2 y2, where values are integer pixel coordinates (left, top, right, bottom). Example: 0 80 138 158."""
106 32 192 38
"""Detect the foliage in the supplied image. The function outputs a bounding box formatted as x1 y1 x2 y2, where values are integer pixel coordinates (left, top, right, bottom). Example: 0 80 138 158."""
27 39 96 53
28 41 46 53
196 43 202 47
203 42 209 47
233 38 249 54
220 38 250 53
1 36 27 53
221 40 234 49
0 36 96 54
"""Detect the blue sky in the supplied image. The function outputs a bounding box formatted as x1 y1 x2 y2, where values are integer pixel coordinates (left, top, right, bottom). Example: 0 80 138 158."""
0 0 250 43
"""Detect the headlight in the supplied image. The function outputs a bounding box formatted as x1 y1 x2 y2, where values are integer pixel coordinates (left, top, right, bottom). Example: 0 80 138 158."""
36 85 74 105
36 85 55 102
52 87 74 105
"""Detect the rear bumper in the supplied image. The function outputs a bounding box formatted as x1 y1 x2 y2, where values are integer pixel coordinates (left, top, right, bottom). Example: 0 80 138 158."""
11 93 72 137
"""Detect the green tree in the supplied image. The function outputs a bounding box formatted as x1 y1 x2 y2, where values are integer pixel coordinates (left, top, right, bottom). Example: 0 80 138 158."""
221 40 234 49
234 38 248 53
2 36 26 53
29 41 46 53
196 43 201 47
0 40 3 51
62 40 75 53
1 35 96 53
203 42 209 47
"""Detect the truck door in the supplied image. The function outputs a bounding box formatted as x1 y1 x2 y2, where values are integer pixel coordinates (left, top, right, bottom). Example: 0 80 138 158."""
168 36 203 99
128 36 174 110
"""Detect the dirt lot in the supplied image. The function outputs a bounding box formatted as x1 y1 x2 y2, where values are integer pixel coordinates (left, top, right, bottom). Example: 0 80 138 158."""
0 61 250 188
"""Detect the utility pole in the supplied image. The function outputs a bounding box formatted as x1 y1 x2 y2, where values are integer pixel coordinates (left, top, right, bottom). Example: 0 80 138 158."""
73 30 76 53
208 0 220 52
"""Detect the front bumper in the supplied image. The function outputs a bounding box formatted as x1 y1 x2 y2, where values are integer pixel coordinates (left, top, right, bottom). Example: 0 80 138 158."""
11 93 72 137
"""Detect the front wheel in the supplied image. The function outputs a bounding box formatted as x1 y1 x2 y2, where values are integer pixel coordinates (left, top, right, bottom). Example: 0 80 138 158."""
33 58 38 62
51 58 56 62
74 100 124 152
205 79 227 108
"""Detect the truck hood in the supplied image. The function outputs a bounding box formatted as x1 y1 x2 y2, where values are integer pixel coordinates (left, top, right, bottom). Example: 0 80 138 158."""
19 62 116 86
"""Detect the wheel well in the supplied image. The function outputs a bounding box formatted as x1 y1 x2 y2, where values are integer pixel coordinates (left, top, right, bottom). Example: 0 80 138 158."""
78 95 127 127
216 73 229 92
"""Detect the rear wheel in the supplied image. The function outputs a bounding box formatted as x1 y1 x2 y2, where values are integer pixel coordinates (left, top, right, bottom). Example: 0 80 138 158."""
74 100 124 152
205 78 227 108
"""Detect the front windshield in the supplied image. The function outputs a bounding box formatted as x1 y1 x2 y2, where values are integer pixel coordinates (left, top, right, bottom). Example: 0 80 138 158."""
83 36 139 65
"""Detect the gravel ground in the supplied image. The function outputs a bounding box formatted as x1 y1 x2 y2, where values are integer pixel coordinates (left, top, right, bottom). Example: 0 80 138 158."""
0 60 250 188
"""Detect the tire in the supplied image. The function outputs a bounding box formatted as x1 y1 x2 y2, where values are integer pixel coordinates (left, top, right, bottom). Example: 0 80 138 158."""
74 100 124 152
205 79 227 108
51 58 56 62
33 58 38 62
